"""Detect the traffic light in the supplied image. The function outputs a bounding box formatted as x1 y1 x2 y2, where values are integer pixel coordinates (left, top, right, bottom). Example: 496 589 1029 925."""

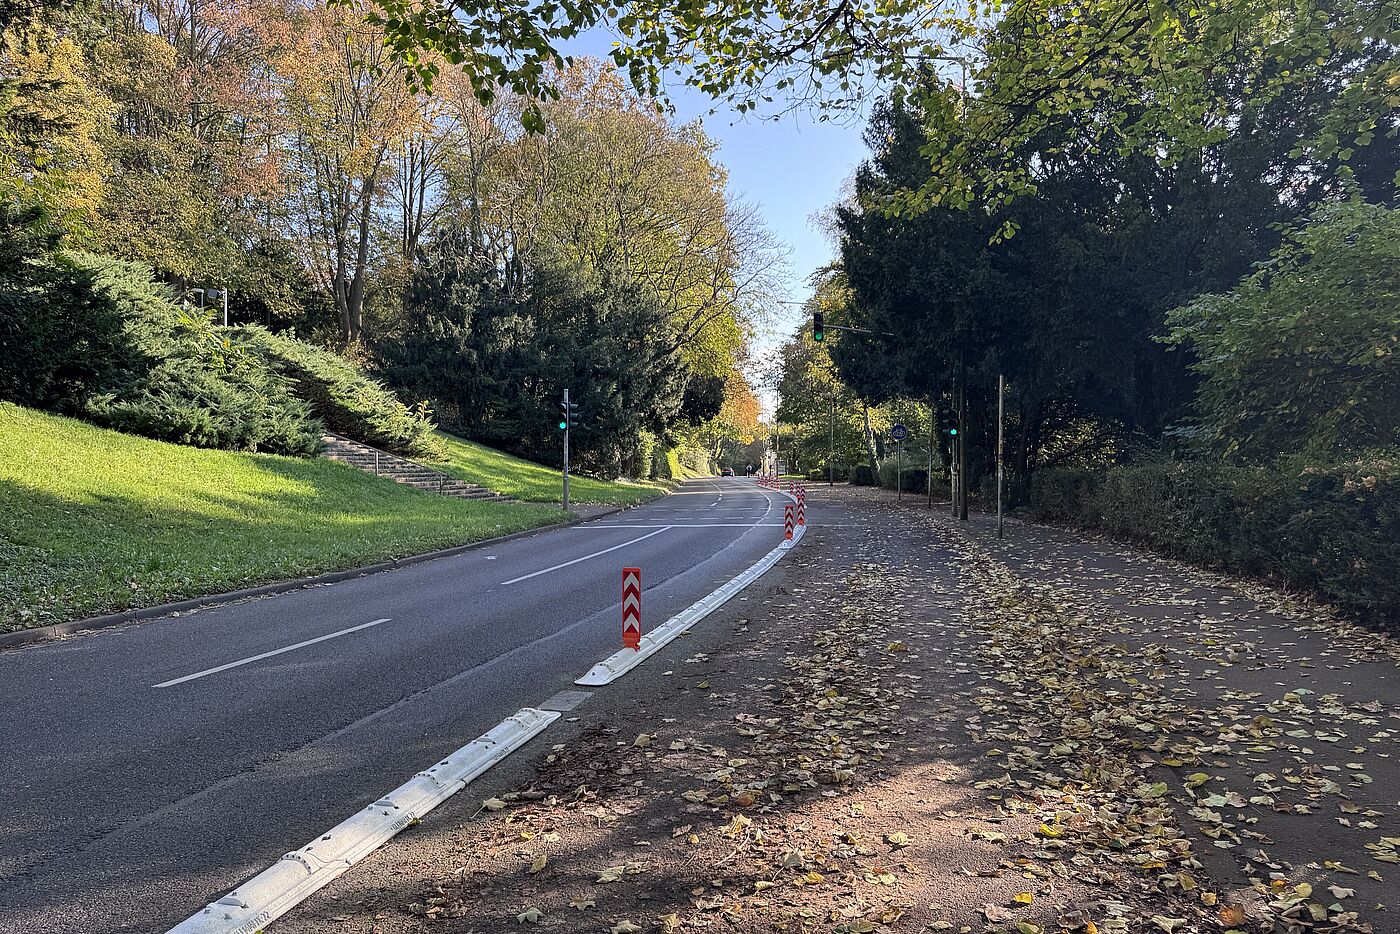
812 312 825 342
937 407 959 437
559 399 579 430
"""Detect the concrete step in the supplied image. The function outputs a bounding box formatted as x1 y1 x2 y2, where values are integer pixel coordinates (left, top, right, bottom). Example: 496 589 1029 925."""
318 433 514 504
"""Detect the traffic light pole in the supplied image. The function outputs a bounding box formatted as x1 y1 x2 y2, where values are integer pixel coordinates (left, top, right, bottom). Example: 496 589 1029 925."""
828 392 835 486
958 353 968 521
562 388 571 513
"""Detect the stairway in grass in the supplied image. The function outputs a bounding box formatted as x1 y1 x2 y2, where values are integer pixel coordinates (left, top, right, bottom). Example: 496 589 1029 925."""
320 434 511 502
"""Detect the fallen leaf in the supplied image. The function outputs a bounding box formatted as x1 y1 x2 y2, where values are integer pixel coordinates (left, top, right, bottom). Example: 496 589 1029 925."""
1218 905 1246 926
982 904 1016 923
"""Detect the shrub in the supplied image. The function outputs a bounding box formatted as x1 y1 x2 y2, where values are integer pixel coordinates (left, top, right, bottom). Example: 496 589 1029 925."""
807 466 849 482
1029 456 1400 631
878 453 929 492
244 327 440 458
1 250 321 455
850 463 878 486
0 211 139 409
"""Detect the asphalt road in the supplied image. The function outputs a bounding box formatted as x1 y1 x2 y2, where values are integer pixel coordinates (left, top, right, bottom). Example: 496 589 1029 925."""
0 477 795 934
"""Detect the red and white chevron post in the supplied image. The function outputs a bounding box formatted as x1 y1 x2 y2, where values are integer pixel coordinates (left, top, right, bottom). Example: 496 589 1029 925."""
622 567 641 650
784 503 794 540
796 492 805 526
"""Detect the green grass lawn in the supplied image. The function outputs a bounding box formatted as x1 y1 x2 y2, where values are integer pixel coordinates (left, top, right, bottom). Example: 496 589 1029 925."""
0 404 565 632
426 431 668 506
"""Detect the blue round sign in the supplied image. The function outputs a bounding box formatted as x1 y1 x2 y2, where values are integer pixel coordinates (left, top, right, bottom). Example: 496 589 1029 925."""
890 423 908 441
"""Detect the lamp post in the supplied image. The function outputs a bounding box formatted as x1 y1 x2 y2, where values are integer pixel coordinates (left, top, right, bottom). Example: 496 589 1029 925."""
207 287 229 327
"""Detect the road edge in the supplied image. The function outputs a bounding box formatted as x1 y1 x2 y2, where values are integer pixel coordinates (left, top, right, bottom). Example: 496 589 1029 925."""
0 504 640 652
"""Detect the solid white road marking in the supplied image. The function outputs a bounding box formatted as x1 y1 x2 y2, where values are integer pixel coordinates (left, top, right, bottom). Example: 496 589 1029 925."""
167 707 559 934
581 523 783 529
499 527 671 586
153 619 391 689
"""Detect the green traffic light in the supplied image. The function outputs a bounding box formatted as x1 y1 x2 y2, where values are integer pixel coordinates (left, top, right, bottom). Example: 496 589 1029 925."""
559 420 568 430
814 329 824 342
949 428 958 435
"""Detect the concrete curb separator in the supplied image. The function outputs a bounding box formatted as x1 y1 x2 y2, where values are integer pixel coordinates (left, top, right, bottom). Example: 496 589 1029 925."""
166 707 560 934
575 484 806 687
0 504 638 652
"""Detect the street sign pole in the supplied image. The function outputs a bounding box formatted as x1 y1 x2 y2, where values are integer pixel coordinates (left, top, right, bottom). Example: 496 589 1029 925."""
890 422 908 503
562 388 571 513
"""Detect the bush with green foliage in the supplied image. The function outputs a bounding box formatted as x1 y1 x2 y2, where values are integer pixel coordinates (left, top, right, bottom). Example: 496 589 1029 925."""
0 237 321 455
0 205 133 409
1029 457 1400 631
244 327 440 458
878 453 928 492
807 466 849 482
850 463 879 486
1164 197 1400 461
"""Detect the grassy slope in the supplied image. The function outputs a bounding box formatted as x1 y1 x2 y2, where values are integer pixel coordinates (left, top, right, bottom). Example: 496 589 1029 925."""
0 404 563 632
426 431 667 506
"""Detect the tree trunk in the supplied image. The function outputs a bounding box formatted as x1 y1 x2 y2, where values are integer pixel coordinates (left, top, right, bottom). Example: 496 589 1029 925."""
862 402 881 471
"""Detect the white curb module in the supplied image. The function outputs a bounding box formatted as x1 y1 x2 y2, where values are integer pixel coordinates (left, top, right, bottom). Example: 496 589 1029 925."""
167 707 559 934
575 483 806 687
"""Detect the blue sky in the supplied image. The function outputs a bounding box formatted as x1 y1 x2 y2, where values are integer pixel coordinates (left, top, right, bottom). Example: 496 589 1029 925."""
675 102 869 406
563 33 872 383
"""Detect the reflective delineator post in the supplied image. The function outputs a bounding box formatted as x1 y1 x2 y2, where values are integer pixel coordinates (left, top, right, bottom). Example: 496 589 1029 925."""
796 492 806 526
622 567 641 650
784 504 794 540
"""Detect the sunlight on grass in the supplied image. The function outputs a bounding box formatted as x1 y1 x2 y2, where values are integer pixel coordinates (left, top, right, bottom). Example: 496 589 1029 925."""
0 403 564 631
426 431 668 506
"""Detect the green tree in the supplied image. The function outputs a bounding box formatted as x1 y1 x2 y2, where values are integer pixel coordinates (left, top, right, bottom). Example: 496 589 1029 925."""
381 231 690 475
1165 196 1400 461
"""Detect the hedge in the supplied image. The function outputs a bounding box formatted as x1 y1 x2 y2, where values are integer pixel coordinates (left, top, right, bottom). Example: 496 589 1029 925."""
1028 457 1400 631
851 463 878 486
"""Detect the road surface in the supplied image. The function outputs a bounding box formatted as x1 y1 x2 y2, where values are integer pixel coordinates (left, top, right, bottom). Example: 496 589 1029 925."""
0 477 795 933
